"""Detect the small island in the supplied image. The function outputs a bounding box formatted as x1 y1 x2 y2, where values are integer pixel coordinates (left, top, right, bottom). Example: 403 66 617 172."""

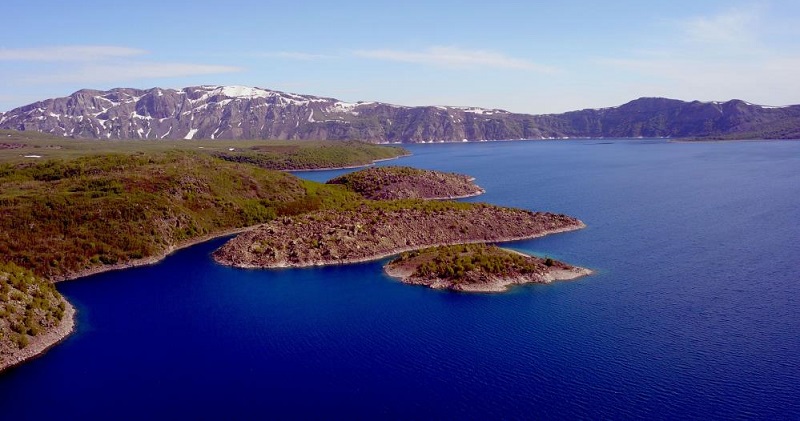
213 201 585 268
326 166 484 200
385 244 591 293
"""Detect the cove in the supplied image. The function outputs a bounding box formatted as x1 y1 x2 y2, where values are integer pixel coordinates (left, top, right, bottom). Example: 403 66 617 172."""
1 139 799 419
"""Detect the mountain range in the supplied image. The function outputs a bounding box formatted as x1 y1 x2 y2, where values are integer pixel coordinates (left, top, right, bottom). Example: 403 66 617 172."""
1 85 798 142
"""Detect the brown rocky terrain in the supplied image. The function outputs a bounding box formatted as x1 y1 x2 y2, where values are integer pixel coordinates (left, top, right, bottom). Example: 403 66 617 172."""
384 244 591 293
212 201 585 269
326 166 484 200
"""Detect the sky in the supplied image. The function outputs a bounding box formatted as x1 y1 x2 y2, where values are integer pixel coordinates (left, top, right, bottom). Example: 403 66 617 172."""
1 0 799 114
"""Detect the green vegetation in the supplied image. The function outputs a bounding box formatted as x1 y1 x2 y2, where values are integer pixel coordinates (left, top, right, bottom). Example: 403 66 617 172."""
392 244 547 282
0 150 360 279
0 262 65 351
213 140 406 170
326 166 481 200
0 129 407 168
327 166 432 195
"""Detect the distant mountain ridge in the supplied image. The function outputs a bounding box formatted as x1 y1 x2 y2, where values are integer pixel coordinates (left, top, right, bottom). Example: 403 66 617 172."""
1 85 798 142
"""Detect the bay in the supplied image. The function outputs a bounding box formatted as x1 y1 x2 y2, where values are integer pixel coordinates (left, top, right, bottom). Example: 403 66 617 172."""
1 139 799 419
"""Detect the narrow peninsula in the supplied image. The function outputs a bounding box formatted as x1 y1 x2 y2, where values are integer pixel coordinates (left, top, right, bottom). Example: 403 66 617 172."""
213 201 585 268
385 244 591 293
326 166 484 200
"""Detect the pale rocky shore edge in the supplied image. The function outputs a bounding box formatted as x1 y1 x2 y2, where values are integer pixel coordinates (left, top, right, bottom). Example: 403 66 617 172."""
0 298 75 372
431 187 485 201
384 248 593 293
216 222 586 269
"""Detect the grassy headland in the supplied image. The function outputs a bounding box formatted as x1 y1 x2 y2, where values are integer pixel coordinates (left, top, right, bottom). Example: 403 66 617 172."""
0 151 361 280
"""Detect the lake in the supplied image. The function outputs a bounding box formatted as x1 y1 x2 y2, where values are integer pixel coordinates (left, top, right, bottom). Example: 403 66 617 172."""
1 139 798 419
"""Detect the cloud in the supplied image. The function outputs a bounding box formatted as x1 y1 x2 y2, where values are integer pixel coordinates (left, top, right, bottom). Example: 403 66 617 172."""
682 7 760 45
255 51 332 60
22 62 243 84
597 6 800 104
0 45 242 85
354 46 554 72
0 45 146 61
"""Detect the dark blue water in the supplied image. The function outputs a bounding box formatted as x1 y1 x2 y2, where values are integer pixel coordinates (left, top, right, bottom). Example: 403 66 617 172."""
2 140 799 419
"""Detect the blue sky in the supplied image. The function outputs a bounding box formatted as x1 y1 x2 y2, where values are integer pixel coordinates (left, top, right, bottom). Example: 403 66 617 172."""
1 0 798 113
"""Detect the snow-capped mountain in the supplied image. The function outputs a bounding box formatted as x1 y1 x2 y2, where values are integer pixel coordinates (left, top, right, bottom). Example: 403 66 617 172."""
0 85 520 142
1 86 799 142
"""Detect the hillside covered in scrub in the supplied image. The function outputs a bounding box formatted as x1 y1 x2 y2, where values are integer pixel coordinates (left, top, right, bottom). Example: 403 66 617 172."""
0 129 407 169
0 262 73 370
0 151 359 280
385 244 591 292
326 166 484 200
213 201 584 268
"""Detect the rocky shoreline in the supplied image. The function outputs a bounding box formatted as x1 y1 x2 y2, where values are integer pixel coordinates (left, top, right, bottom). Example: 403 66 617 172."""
383 245 591 293
385 264 591 293
213 202 585 269
0 298 75 372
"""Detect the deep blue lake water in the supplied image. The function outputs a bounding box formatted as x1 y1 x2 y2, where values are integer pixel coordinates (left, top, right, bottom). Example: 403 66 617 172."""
2 140 799 419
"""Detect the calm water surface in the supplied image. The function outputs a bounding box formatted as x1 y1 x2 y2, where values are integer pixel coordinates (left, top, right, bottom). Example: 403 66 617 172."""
2 140 799 419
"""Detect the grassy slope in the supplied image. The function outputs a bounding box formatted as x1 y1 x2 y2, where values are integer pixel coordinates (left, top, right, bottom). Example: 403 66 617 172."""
326 166 482 200
0 129 407 168
0 263 66 355
0 151 361 280
390 243 557 281
0 130 408 367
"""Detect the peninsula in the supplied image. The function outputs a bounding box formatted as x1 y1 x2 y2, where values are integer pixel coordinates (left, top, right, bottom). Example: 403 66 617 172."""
0 134 404 371
385 244 591 292
326 166 484 200
212 201 585 268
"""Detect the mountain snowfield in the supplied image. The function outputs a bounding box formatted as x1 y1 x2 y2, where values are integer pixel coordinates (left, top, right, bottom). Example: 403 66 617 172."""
1 85 799 142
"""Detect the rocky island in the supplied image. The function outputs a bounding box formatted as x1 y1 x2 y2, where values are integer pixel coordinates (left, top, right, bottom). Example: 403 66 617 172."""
326 166 484 200
212 201 585 268
385 244 591 293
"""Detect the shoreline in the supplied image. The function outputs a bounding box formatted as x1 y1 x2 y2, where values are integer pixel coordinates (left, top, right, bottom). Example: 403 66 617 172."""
218 222 586 270
53 226 258 283
284 152 412 172
383 248 592 293
431 188 485 201
3 225 261 371
385 265 592 293
0 298 76 372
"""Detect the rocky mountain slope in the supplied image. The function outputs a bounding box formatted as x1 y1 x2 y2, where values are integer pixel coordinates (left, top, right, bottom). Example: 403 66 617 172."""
1 85 798 142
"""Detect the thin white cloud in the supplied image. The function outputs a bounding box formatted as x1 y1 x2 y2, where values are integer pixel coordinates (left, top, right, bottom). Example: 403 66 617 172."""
22 62 242 84
598 6 800 105
354 46 554 72
682 7 760 45
255 51 332 60
0 45 146 61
